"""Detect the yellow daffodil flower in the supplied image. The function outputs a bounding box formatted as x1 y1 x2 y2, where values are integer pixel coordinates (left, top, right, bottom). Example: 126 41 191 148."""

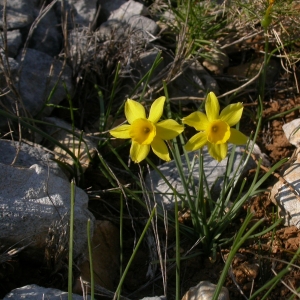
110 97 184 163
182 92 248 162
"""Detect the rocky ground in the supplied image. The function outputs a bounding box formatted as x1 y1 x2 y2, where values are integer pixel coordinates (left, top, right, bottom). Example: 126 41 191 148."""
1 0 300 299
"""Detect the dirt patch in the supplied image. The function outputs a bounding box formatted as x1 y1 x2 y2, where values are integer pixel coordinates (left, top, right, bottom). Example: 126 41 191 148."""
261 94 300 163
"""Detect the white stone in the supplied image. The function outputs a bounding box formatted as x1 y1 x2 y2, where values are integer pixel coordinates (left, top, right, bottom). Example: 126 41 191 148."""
3 284 89 299
282 118 300 147
108 0 148 21
128 15 159 39
181 281 229 300
55 0 99 28
98 0 127 20
270 152 300 228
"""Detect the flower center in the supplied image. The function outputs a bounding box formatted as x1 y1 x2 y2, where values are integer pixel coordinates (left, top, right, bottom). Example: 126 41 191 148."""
207 119 230 144
129 118 156 145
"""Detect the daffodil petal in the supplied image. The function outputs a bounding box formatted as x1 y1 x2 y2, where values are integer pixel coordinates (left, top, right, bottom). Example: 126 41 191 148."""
109 124 131 139
148 96 165 123
184 132 207 151
156 119 184 140
125 99 146 124
130 142 150 163
182 111 209 131
205 92 220 121
228 128 248 145
151 137 170 161
220 103 244 126
207 142 228 162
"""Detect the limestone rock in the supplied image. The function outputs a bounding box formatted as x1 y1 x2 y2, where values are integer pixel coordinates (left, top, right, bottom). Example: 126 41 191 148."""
98 0 127 21
55 0 99 28
0 163 95 260
0 54 19 127
98 15 158 42
282 118 300 147
269 118 300 227
29 7 62 56
0 30 22 57
270 152 300 228
168 60 219 105
16 48 73 116
181 281 229 300
127 15 159 40
108 0 149 21
3 284 89 300
0 0 35 30
0 139 66 179
98 19 129 42
134 49 165 79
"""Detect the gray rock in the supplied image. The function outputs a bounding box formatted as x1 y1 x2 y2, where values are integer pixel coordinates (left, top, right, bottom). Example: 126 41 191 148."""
55 0 99 28
269 119 300 228
3 284 90 300
108 0 148 21
0 54 19 127
0 139 67 179
16 48 73 116
128 15 159 40
0 162 95 260
182 281 229 300
0 0 36 30
0 53 19 86
168 60 219 105
68 27 95 65
0 30 22 57
29 7 62 56
0 51 19 73
270 152 300 228
98 19 129 41
71 0 99 27
98 0 127 21
135 49 165 79
282 118 300 147
145 144 255 210
98 13 157 43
